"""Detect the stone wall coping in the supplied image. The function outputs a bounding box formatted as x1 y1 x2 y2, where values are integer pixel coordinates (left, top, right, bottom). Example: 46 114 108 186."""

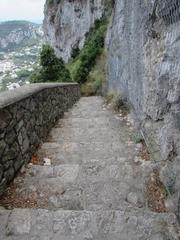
0 83 78 109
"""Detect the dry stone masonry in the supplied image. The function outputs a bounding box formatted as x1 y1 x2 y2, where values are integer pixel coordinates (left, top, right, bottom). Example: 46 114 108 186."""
0 83 80 195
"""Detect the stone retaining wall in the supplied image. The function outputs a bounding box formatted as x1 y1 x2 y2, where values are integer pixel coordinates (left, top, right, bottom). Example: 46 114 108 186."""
0 83 80 195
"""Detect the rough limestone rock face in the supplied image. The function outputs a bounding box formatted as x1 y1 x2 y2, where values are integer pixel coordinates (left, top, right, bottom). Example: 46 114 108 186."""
106 0 180 214
107 1 180 161
44 0 106 62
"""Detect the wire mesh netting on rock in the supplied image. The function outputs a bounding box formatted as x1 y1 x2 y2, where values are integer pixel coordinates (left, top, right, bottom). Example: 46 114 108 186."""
157 0 180 24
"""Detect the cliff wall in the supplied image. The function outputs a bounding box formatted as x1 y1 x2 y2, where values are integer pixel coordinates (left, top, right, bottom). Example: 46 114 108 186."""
107 0 180 161
44 0 107 62
106 0 180 215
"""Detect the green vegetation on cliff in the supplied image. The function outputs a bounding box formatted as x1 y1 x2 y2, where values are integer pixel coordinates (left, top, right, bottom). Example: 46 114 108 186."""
68 16 109 95
69 17 108 84
81 50 107 96
47 0 61 6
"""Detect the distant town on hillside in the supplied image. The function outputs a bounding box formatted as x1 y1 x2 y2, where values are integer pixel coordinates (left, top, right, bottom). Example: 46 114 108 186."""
0 20 44 91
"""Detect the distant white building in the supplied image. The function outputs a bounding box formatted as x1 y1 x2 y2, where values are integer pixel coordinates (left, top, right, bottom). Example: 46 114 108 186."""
7 82 20 90
0 60 15 73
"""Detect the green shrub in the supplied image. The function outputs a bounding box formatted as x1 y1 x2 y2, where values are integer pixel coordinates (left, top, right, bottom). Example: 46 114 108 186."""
47 0 61 6
81 79 102 96
105 94 114 104
81 50 107 96
47 0 54 5
104 0 115 13
105 93 130 115
16 69 31 79
111 94 129 114
31 44 72 83
71 46 80 59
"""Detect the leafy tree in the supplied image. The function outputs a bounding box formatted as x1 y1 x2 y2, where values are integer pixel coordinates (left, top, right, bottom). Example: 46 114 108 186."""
31 44 72 83
16 69 31 79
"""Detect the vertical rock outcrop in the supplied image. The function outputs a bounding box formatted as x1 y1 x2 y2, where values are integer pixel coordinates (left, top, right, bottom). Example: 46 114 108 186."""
106 0 180 215
44 0 106 62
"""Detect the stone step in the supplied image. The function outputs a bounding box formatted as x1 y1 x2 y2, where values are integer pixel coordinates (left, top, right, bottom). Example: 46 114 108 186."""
39 140 135 153
56 117 112 129
0 208 178 240
37 141 138 165
64 107 110 117
47 127 123 143
1 163 149 211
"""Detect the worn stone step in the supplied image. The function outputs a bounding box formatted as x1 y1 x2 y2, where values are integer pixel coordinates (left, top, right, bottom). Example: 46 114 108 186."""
46 127 123 143
0 208 178 240
37 141 137 165
1 164 148 210
64 108 110 119
56 117 112 129
47 181 141 211
39 141 135 153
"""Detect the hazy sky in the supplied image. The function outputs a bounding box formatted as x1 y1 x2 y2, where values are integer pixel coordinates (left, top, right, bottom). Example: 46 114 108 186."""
0 0 45 23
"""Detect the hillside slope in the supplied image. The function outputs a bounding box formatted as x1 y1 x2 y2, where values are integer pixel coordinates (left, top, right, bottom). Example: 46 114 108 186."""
0 21 43 51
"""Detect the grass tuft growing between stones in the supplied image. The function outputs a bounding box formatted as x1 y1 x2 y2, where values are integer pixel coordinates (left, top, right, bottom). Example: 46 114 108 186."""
112 95 129 114
132 132 144 144
105 93 114 104
105 93 130 116
145 171 168 213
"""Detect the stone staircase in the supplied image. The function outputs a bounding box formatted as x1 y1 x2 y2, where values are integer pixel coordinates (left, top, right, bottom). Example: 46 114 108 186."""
0 97 178 239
